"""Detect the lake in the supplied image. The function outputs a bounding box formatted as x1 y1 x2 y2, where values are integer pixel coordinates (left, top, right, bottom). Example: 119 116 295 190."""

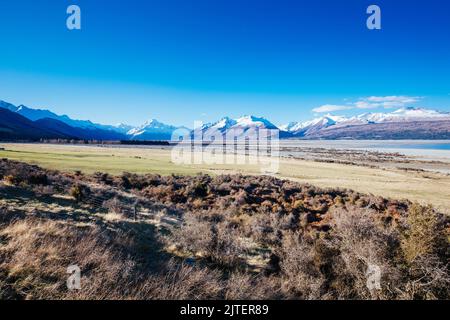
280 140 450 161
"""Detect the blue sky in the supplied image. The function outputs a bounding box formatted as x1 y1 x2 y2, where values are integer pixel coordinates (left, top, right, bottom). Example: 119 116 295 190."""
0 0 449 126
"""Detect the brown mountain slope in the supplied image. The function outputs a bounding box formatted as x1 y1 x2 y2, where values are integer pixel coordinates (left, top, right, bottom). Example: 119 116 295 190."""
305 120 450 140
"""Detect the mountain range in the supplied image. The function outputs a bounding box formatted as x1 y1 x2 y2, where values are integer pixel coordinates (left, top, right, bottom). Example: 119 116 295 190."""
1 100 450 141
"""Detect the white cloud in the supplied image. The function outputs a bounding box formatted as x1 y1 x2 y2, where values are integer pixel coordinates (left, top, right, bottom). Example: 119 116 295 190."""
312 96 421 113
354 101 374 109
362 96 421 108
366 96 420 103
312 104 353 113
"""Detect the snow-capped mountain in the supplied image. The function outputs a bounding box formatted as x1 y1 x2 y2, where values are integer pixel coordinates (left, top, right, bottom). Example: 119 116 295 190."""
201 116 277 131
0 101 125 133
349 107 450 124
0 100 187 141
195 115 285 139
1 99 449 141
281 115 348 136
233 115 278 129
282 108 450 137
198 117 238 134
127 119 185 140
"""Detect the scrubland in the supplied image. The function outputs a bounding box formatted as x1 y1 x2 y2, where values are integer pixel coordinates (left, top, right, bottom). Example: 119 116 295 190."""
0 158 448 300
1 143 450 213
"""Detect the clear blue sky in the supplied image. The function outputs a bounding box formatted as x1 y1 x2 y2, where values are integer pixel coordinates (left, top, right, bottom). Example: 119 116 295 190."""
0 0 449 126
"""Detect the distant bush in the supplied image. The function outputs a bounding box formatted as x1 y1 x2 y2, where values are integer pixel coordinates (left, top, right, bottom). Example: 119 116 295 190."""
70 184 90 202
33 185 55 197
187 181 208 198
28 173 48 185
120 172 151 190
3 175 16 185
102 197 134 217
93 172 113 185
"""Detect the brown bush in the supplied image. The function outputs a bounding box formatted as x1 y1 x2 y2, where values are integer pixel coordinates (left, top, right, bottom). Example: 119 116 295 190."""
3 175 16 185
70 184 90 202
172 212 247 268
135 260 224 300
102 197 130 215
399 204 450 299
0 217 135 299
28 173 48 185
329 207 402 299
278 232 326 299
401 204 441 264
224 273 280 300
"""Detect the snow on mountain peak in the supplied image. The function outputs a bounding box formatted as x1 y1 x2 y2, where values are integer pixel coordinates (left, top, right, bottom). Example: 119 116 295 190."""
127 118 180 139
234 115 277 129
279 107 450 137
199 115 278 135
391 107 448 117
210 117 237 129
142 119 168 128
351 107 450 124
281 114 348 134
1 99 449 140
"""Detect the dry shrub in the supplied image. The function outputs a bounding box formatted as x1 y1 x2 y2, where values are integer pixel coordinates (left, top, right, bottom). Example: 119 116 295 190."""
329 207 402 299
0 160 51 187
278 207 408 300
400 254 450 300
250 212 283 247
399 204 450 299
172 212 247 268
173 212 214 256
0 217 136 299
102 197 130 216
136 260 279 300
93 172 113 185
70 184 90 202
1 159 449 300
33 185 55 197
3 175 16 185
279 232 326 299
224 272 280 300
136 260 223 300
28 173 48 185
0 215 227 300
401 204 442 264
185 180 209 199
120 172 151 190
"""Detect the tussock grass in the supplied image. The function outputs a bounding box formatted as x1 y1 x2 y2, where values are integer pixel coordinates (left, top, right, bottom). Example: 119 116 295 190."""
0 158 448 300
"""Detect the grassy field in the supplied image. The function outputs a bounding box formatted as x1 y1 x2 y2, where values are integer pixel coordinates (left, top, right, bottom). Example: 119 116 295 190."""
1 143 450 213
